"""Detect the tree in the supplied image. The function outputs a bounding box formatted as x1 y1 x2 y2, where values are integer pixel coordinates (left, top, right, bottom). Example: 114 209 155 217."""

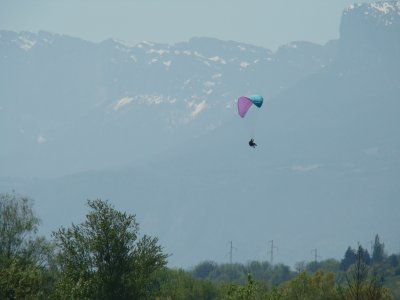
270 263 292 286
222 273 268 300
155 268 218 300
0 193 40 259
387 254 398 268
53 199 168 299
295 261 306 273
340 245 392 300
341 247 357 271
360 247 372 266
0 193 56 299
344 246 368 300
306 259 340 274
247 260 273 282
280 271 340 300
192 261 218 279
372 235 385 264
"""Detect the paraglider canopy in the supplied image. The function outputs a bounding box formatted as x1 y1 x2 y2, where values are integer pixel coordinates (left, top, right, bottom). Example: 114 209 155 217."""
237 95 263 118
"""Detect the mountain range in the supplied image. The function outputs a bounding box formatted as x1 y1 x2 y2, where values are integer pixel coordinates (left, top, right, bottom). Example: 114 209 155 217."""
0 1 399 268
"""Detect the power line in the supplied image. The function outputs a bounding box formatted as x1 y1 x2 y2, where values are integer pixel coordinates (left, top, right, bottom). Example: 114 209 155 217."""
228 241 237 264
311 248 321 262
267 240 278 265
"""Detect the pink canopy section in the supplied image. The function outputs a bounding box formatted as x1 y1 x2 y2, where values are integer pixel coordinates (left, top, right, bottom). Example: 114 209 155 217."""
237 96 253 118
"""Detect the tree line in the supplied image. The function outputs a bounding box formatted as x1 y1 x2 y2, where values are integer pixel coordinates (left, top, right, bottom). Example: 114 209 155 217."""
0 193 398 299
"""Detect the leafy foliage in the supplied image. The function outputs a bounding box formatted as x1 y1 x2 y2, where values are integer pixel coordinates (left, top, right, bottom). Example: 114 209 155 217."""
191 261 292 286
0 193 40 258
0 193 56 299
221 273 268 300
53 199 168 300
372 234 385 264
279 271 339 300
154 268 219 300
339 245 393 300
1 193 398 299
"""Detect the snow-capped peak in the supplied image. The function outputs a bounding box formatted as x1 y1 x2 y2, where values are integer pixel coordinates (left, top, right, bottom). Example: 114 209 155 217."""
343 1 400 28
345 1 400 17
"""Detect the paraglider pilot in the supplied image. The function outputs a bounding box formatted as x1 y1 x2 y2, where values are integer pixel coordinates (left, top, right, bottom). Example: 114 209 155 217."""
249 138 257 148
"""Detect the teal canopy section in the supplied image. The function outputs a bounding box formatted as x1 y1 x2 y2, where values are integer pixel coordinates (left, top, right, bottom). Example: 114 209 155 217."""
248 95 263 108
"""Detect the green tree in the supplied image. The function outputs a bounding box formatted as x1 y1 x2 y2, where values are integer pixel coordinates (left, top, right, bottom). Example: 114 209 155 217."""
53 199 168 300
222 273 268 300
192 260 218 279
360 246 372 266
0 193 56 300
155 268 218 300
212 263 248 283
247 261 273 282
387 254 399 269
372 235 385 264
280 271 340 300
270 263 292 286
340 245 393 300
341 247 357 271
0 193 40 259
306 259 340 274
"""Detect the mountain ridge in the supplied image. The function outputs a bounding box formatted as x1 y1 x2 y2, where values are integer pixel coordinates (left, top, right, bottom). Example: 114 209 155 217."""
0 28 335 177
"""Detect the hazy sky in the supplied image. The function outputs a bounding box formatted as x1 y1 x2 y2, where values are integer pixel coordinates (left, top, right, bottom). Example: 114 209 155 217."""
1 0 373 50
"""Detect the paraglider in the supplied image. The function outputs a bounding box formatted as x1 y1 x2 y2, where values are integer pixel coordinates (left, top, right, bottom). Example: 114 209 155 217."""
249 138 257 148
237 95 263 118
237 95 263 148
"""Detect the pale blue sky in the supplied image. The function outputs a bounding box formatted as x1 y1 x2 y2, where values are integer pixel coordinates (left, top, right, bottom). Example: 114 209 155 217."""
1 0 372 50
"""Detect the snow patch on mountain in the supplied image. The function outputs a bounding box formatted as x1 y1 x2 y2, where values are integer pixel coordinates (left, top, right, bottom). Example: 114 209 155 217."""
194 51 205 58
140 94 177 105
345 1 400 23
17 36 36 51
240 62 250 68
371 2 397 14
189 100 206 118
163 60 172 70
37 135 47 144
112 95 177 111
147 48 170 55
203 81 216 88
208 56 226 64
113 97 133 110
286 43 298 49
130 55 137 63
114 43 131 53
